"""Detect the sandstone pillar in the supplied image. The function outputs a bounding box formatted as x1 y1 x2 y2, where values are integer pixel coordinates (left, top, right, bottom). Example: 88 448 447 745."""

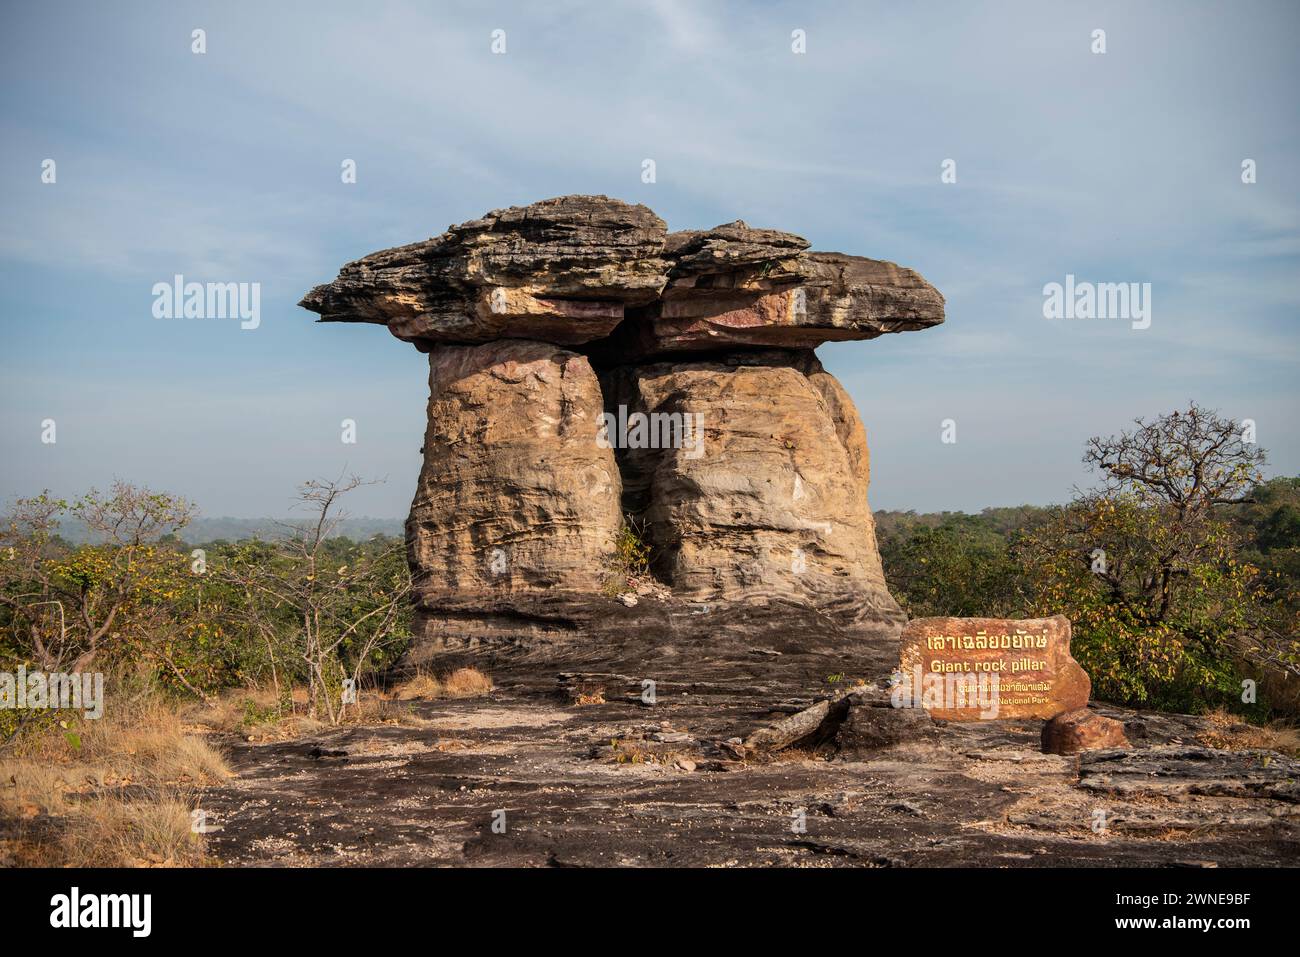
407 340 621 650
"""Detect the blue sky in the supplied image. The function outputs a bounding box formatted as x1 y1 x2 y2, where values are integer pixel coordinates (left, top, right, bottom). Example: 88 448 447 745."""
1 0 1297 518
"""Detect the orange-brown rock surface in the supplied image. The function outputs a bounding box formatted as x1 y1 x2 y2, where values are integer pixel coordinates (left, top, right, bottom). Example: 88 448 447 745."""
600 350 898 623
1042 708 1131 754
407 340 622 647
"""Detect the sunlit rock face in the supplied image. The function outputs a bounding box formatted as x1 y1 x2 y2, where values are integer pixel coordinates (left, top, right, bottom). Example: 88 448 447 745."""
407 339 622 595
599 350 896 622
302 195 944 657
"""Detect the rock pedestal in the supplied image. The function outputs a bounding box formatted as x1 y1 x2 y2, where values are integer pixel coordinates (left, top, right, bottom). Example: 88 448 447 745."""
302 196 945 660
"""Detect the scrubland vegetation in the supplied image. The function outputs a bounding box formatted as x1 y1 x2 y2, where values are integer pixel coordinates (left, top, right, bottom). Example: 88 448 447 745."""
0 476 495 865
880 405 1300 718
1 405 1296 865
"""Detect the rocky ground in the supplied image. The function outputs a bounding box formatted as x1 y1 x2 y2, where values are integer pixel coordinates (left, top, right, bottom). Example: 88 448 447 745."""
199 644 1300 868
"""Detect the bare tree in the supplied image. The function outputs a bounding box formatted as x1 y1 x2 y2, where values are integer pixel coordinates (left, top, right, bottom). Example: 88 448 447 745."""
1085 402 1265 513
219 475 410 725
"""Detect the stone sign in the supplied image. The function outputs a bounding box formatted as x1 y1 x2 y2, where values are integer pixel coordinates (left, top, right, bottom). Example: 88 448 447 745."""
895 615 1090 721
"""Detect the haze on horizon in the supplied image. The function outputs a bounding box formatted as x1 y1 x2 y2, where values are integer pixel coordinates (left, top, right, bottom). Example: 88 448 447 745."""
2 1 1297 519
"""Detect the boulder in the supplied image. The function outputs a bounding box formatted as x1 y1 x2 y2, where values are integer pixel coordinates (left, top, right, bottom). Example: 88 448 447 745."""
835 694 939 752
1042 708 1131 755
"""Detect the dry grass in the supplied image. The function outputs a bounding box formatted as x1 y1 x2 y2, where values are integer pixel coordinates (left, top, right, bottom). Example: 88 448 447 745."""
393 667 493 701
562 678 607 706
188 686 403 740
392 673 441 701
603 736 698 768
60 797 205 867
1196 707 1300 757
0 671 230 867
183 685 286 735
182 667 494 742
1 666 495 867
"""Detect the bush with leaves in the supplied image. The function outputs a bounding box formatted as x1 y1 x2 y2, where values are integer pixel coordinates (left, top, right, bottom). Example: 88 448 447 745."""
1017 404 1273 712
0 480 413 729
0 483 195 674
1018 492 1263 711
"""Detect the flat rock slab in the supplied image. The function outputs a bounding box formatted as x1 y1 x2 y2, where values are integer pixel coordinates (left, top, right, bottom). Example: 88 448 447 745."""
1079 746 1300 803
300 195 943 351
196 690 1300 868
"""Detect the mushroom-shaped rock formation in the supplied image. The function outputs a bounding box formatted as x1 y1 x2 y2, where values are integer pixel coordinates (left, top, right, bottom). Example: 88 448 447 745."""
301 195 945 665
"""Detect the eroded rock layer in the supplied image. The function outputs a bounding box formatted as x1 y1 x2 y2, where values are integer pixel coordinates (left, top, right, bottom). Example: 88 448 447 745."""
301 196 944 353
301 196 669 345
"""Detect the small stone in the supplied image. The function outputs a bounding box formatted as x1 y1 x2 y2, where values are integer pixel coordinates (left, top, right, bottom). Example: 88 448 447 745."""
1042 709 1130 755
618 592 638 607
674 758 696 772
718 740 747 760
652 731 693 744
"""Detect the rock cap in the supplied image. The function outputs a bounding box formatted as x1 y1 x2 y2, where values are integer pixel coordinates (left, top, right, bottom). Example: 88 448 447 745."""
300 195 944 353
